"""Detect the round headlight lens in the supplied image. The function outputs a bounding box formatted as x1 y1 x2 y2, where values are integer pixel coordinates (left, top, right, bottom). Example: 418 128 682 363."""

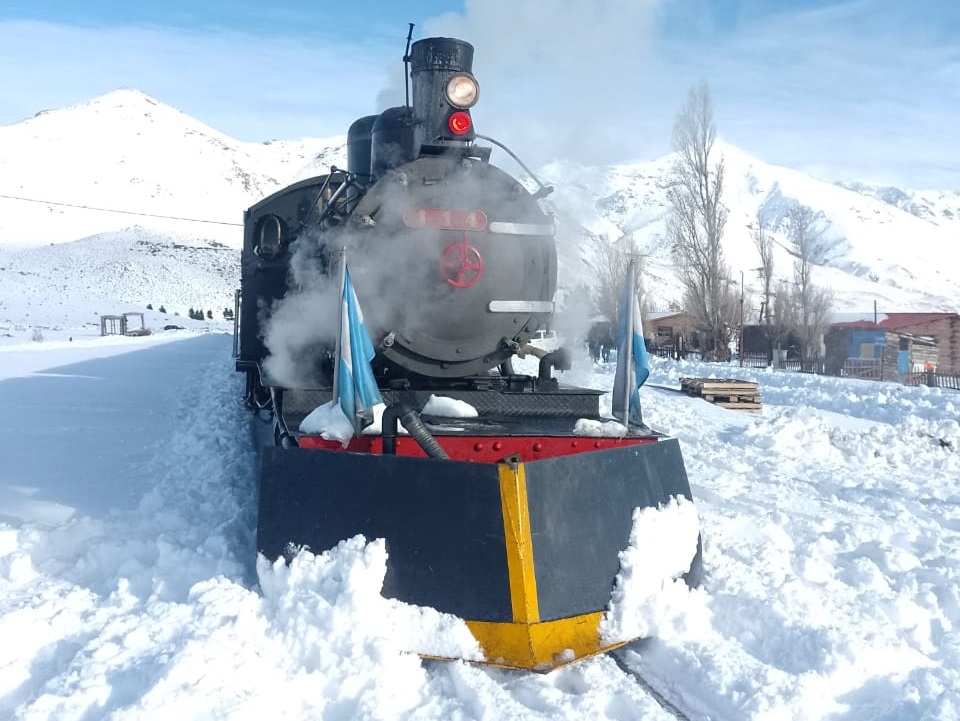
446 73 479 109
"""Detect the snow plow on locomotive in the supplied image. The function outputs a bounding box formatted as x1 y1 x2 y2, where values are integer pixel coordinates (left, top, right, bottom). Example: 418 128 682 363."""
235 34 702 671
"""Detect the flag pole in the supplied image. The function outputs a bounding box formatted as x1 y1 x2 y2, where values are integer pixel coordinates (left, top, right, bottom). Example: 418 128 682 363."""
332 246 347 399
618 259 636 427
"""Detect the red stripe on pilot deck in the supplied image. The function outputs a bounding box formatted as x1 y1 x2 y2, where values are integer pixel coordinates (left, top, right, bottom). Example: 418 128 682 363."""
297 434 657 462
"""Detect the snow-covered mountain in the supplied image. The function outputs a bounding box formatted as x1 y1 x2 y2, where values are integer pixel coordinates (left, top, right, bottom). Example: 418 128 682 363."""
0 89 345 248
0 90 347 327
541 144 960 313
2 89 958 327
838 181 960 227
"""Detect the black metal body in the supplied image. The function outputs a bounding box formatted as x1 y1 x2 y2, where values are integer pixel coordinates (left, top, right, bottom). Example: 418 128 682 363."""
257 438 699 622
234 36 703 667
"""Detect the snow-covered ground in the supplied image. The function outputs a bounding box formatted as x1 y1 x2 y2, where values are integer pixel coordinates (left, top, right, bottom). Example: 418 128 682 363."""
1 331 957 720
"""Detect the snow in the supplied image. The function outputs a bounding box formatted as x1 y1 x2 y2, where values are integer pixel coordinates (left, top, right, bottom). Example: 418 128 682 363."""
2 88 960 719
2 328 959 720
421 394 479 419
300 395 479 445
573 418 629 437
300 399 361 445
600 497 703 644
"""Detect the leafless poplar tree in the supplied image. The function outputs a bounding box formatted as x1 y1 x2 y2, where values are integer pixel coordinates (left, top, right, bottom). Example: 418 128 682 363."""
588 232 645 327
770 279 800 358
752 217 776 358
786 203 834 361
666 82 734 357
753 217 775 324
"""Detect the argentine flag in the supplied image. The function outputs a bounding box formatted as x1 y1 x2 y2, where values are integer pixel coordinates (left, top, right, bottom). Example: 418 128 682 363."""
336 266 383 435
612 260 650 427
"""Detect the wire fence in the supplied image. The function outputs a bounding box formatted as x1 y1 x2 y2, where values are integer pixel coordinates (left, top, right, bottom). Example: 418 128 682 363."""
652 346 959 390
904 371 960 391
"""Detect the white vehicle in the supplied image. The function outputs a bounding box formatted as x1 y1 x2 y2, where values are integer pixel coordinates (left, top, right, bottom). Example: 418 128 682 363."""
530 328 561 351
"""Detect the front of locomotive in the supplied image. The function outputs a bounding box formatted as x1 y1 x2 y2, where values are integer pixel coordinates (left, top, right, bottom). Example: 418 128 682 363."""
248 35 703 674
344 37 558 379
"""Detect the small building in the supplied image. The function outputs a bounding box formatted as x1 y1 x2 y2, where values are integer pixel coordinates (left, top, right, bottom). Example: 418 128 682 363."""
878 313 960 374
100 315 125 336
824 322 937 382
742 326 803 366
100 312 150 337
647 311 701 357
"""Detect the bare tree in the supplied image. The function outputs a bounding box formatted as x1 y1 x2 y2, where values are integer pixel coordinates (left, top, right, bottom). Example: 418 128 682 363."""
786 203 834 361
752 217 775 324
588 233 645 327
769 279 799 359
752 216 776 359
666 82 734 358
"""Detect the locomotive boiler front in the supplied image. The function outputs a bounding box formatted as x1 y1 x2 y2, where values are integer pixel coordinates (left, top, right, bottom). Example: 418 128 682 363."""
346 156 557 378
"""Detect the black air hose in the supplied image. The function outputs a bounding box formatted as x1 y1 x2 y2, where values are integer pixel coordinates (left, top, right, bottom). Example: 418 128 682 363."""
382 403 449 459
269 387 299 448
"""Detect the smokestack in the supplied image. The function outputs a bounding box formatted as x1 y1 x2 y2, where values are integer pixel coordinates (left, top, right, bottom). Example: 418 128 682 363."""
410 37 475 145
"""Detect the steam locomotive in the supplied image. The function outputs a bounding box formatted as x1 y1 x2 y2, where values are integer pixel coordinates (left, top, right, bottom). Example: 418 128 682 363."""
235 34 701 671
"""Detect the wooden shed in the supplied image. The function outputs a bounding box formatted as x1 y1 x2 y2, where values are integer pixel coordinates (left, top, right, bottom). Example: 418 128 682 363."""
647 311 702 357
879 313 960 374
824 322 937 382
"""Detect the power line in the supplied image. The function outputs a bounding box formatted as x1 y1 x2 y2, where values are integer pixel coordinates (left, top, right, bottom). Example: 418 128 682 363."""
0 193 242 227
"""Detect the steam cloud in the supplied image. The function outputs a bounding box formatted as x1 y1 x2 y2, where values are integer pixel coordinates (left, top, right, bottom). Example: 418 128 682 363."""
260 158 562 388
379 0 669 168
265 0 676 385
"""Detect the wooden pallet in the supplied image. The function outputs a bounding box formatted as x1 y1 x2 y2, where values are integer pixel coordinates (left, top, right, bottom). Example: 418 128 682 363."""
680 378 762 413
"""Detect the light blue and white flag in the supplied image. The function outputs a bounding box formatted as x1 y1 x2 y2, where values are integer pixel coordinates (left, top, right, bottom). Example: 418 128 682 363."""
612 260 650 427
335 266 383 436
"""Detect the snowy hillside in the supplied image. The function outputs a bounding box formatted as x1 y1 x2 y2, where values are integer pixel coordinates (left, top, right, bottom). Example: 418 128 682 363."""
543 142 960 313
1 89 959 324
0 229 238 330
0 89 345 248
838 181 960 228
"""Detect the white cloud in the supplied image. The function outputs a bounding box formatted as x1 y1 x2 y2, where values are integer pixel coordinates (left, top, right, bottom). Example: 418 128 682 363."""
416 0 959 188
2 0 958 189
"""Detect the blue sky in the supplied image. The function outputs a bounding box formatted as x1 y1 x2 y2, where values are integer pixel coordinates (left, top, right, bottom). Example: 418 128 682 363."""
2 0 958 188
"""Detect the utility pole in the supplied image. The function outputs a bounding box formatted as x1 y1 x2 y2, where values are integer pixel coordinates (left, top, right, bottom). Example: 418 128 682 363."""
739 270 744 367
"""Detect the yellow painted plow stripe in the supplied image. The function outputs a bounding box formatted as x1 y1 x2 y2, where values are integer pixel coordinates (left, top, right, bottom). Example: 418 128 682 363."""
498 461 539 623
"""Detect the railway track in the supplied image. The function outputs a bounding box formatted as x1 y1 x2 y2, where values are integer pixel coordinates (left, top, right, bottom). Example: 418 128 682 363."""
421 640 699 721
610 640 695 721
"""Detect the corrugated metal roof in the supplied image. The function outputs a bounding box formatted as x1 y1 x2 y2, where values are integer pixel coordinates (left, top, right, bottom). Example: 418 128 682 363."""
878 313 959 329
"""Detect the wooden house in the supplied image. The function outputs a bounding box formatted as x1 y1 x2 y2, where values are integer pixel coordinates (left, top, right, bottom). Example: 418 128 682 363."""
647 311 701 357
824 322 938 382
879 313 960 374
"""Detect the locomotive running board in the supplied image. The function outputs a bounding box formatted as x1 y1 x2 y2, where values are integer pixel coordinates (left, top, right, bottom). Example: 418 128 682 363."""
256 437 699 670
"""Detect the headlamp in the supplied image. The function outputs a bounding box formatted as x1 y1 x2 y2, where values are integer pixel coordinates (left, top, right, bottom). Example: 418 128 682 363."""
445 73 479 109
